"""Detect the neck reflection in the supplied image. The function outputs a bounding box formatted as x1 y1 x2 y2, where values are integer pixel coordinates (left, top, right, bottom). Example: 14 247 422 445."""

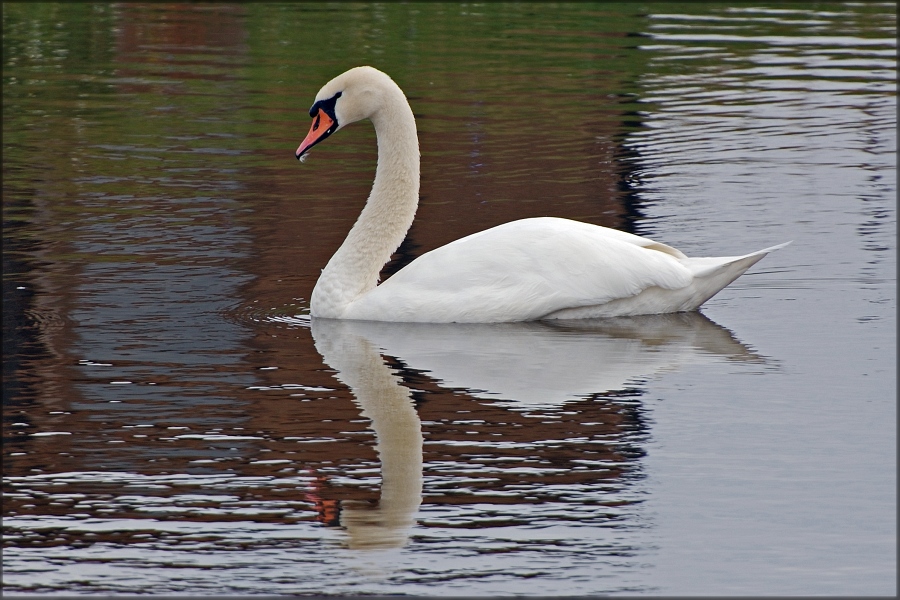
311 319 423 550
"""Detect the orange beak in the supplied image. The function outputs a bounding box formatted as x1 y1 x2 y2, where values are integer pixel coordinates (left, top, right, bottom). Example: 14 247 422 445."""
296 108 337 160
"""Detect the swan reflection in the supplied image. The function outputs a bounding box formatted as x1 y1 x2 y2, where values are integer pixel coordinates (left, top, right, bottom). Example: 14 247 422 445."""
315 312 763 407
312 319 423 550
309 312 764 549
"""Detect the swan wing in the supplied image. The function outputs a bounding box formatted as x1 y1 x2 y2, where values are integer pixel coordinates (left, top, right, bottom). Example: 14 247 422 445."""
344 217 696 322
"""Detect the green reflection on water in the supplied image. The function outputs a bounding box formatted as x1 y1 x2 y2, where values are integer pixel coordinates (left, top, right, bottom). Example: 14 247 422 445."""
2 2 650 264
3 1 894 259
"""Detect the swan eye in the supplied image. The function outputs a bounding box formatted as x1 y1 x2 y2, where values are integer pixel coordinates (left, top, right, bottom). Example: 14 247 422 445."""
309 91 343 120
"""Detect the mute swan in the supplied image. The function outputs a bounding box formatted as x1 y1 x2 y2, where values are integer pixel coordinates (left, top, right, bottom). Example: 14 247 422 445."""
296 66 789 323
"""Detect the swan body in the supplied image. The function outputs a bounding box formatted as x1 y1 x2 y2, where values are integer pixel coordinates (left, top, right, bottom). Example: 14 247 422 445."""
296 66 789 323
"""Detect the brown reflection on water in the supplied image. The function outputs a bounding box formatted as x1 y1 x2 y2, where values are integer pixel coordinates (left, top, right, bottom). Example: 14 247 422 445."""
115 3 248 60
4 1 659 557
4 2 255 475
235 318 650 547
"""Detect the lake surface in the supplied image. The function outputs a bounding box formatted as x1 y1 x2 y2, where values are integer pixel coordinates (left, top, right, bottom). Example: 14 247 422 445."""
3 2 896 596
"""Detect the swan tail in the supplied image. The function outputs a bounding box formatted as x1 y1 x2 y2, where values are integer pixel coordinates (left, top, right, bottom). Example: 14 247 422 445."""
672 240 791 310
682 241 792 279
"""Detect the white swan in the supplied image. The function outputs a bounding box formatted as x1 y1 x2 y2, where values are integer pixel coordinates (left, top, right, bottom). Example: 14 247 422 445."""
296 66 789 323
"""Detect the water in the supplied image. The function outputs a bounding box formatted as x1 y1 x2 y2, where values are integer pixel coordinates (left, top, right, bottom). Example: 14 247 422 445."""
3 2 895 596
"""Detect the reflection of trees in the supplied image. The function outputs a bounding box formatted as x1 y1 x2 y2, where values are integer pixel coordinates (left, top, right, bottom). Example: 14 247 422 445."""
3 0 780 542
3 3 120 465
2 1 658 473
2 2 255 476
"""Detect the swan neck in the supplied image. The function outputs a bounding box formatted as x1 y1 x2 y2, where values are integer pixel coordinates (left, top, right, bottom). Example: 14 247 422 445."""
311 86 419 318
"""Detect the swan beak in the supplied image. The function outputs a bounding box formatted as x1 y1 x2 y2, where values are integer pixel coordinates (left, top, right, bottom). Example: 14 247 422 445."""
296 108 337 160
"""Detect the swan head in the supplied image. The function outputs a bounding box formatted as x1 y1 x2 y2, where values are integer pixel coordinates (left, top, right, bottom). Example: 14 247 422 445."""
295 66 400 160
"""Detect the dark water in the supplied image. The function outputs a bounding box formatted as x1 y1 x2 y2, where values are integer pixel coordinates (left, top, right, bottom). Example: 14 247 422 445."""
3 2 895 596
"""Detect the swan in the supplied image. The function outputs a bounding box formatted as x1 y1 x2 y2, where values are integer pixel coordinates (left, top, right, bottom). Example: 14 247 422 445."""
296 66 789 323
